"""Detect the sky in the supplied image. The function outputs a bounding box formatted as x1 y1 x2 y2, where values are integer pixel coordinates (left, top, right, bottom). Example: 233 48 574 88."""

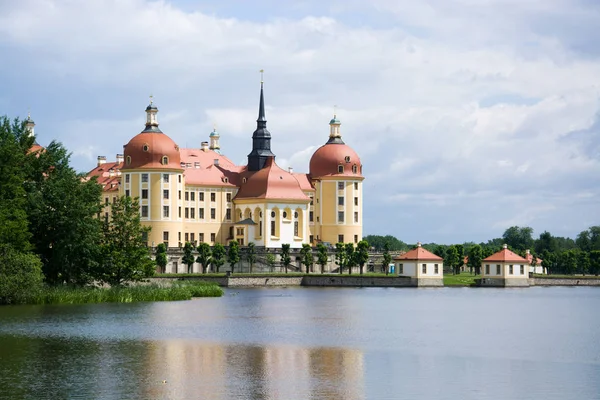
1 0 599 244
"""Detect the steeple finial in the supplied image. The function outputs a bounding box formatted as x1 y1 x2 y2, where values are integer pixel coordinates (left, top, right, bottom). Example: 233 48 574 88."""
257 72 266 123
260 69 264 84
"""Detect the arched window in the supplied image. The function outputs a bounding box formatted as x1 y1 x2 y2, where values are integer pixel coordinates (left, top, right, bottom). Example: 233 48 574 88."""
283 211 287 219
243 178 247 183
271 211 275 218
352 164 357 173
294 211 298 219
162 156 168 165
338 165 344 173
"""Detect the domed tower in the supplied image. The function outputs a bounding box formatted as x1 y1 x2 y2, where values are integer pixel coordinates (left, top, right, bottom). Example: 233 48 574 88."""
209 126 221 154
309 114 364 245
121 99 184 248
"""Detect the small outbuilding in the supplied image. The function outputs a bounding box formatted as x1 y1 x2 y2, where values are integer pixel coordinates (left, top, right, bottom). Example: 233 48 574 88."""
481 244 530 287
525 249 544 274
393 242 443 287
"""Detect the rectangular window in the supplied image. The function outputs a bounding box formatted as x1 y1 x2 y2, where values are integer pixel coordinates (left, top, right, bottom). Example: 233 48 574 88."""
294 221 299 236
199 208 204 219
226 193 232 202
178 207 181 218
338 234 344 243
199 192 204 201
338 196 344 206
485 264 490 275
199 233 204 243
185 233 189 242
125 189 130 197
185 208 189 219
141 205 148 218
309 211 314 222
434 264 439 274
163 206 169 218
338 182 344 190
354 234 358 244
422 264 427 274
211 193 216 202
338 211 344 223
163 189 169 199
354 182 358 190
309 235 313 243
178 175 182 183
338 165 344 173
210 233 216 242
185 192 189 201
112 196 116 204
105 197 109 205
141 173 148 183
125 174 130 183
190 192 195 201
163 231 169 242
226 209 231 220
354 197 358 206
520 265 524 275
163 174 169 183
496 265 501 275
190 233 195 243
354 212 358 223
210 208 216 220
398 264 403 274
178 191 181 200
190 208 195 219
271 220 276 236
509 265 513 275
310 196 314 205
141 189 148 199
178 232 181 242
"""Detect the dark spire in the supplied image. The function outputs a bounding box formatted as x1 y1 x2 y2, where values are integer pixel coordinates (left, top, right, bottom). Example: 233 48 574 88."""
247 80 275 171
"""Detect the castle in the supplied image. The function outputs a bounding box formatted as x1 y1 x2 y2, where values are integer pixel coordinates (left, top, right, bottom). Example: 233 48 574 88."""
87 82 364 249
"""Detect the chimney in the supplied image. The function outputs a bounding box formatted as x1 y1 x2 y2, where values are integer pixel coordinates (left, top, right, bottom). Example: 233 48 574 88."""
288 166 294 174
108 168 114 177
417 242 422 247
503 244 508 249
201 141 209 151
214 159 219 166
97 156 106 167
116 154 124 164
526 249 530 255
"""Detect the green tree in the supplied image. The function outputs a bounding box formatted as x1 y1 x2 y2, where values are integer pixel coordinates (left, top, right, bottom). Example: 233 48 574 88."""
227 240 240 273
445 245 460 275
246 242 257 273
316 243 328 274
577 226 600 252
196 243 212 274
97 196 154 286
363 235 408 251
589 250 600 276
535 231 558 254
211 243 226 273
356 240 370 275
0 116 32 253
467 244 483 275
155 243 168 274
0 245 43 304
558 250 577 275
345 243 356 275
281 244 292 273
382 242 392 275
25 141 103 285
503 226 534 251
300 243 313 274
577 250 590 276
182 242 195 273
541 250 556 275
265 252 276 273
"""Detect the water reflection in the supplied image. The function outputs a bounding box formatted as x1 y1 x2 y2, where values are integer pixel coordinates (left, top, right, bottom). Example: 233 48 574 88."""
0 336 364 400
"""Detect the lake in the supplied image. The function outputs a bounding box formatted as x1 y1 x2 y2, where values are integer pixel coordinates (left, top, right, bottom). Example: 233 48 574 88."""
1 286 599 400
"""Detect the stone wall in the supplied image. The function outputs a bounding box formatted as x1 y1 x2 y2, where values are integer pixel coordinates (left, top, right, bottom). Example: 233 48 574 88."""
532 278 600 286
479 278 530 287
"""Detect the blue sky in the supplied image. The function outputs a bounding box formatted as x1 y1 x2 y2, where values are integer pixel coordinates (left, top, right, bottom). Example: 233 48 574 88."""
1 0 599 244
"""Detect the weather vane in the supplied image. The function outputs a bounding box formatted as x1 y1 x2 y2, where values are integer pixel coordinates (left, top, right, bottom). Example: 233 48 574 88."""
149 94 154 105
260 69 264 84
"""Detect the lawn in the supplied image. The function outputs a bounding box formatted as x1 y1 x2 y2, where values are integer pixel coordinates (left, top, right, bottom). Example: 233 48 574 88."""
444 272 480 287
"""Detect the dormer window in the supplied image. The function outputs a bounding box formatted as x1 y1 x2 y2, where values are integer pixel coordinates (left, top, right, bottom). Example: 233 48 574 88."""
242 178 247 183
338 165 344 173
223 177 229 183
345 156 351 163
162 156 168 165
352 164 357 173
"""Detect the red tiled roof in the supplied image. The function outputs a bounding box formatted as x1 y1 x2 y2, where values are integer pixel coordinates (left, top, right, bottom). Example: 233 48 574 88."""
525 252 543 265
393 244 443 261
309 143 363 179
235 157 310 201
123 131 181 170
483 246 528 263
87 161 123 191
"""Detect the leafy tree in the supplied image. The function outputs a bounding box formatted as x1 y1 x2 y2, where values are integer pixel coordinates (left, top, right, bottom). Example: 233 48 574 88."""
356 240 370 275
535 231 558 254
300 243 313 274
0 245 43 304
577 250 590 276
455 244 465 272
211 243 226 273
155 243 168 274
558 250 577 275
97 196 154 286
345 243 356 275
589 250 600 276
0 116 32 253
445 245 460 275
25 141 103 285
265 252 276 273
530 250 539 274
196 243 212 274
541 250 557 275
382 242 392 275
316 243 328 274
503 226 534 251
363 235 408 251
182 242 195 273
433 245 447 259
335 242 346 274
467 244 483 275
246 242 257 273
576 226 600 252
281 244 292 273
227 240 240 273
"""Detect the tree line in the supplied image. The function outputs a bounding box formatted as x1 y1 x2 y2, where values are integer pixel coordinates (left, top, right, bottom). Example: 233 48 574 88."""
0 116 154 304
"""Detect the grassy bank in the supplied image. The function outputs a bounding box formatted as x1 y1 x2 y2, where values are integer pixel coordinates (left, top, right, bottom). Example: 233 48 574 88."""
444 273 479 287
13 281 223 305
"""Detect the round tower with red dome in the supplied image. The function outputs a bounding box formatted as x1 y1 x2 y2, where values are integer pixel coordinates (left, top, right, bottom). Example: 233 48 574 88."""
308 114 364 246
